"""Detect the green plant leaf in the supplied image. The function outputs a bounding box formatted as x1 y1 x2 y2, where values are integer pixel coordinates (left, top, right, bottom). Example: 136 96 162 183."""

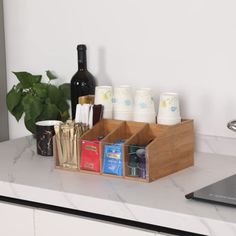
12 102 24 121
33 83 48 99
39 104 60 120
59 83 71 100
48 85 61 105
6 86 22 112
60 110 70 122
45 97 51 104
22 94 43 121
13 72 42 89
58 100 69 112
46 70 57 80
16 83 23 90
24 116 36 134
8 70 70 132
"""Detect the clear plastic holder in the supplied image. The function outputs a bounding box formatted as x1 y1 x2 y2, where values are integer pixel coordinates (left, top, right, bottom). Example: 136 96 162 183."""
125 143 148 180
122 123 157 181
54 137 79 170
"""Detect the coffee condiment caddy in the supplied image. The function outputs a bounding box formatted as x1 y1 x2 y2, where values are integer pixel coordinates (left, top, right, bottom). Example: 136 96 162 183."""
54 119 194 183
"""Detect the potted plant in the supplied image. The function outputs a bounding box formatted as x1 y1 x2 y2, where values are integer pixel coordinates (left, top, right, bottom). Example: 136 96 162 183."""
6 71 70 134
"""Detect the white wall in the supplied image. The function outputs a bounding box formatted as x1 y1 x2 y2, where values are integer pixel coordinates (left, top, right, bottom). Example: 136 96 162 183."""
3 0 236 139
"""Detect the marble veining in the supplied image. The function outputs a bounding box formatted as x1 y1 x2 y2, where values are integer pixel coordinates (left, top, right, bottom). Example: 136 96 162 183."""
0 136 236 235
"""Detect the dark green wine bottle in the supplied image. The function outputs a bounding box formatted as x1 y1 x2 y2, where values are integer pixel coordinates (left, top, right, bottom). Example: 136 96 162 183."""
70 45 96 119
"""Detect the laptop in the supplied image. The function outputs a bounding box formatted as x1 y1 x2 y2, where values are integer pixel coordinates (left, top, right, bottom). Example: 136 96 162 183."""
185 174 236 207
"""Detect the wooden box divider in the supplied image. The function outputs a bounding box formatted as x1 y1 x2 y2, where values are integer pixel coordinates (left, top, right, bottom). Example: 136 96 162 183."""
80 119 124 142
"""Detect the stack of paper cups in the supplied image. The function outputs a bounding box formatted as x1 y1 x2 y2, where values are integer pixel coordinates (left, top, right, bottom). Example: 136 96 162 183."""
94 86 113 119
113 86 133 121
133 88 156 123
157 92 181 125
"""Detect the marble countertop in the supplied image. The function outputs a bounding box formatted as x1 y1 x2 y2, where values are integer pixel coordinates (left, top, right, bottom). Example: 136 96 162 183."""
0 136 236 236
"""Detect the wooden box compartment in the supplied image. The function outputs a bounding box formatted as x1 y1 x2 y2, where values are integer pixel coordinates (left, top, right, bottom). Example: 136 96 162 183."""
145 119 194 182
101 121 147 178
79 119 124 174
124 125 153 182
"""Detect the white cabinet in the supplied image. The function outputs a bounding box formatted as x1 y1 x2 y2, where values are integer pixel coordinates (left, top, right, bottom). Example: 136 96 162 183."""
0 202 178 236
35 209 156 236
0 202 34 236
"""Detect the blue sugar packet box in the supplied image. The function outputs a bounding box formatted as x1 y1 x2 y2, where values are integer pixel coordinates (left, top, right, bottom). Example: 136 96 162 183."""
102 140 125 176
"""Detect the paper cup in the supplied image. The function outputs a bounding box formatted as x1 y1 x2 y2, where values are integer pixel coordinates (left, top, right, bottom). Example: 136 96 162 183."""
157 92 181 125
94 86 113 106
113 85 133 112
113 111 133 121
103 109 113 119
157 117 181 125
133 88 155 112
95 86 113 119
133 112 156 123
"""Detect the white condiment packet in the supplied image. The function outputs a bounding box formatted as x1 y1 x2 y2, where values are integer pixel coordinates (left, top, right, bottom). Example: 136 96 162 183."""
89 105 94 129
75 104 82 123
82 104 90 125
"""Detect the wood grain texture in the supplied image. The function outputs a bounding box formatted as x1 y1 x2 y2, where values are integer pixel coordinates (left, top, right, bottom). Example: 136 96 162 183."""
147 120 194 182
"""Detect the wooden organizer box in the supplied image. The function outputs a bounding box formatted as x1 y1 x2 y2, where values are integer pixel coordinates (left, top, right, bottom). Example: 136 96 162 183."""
54 119 194 183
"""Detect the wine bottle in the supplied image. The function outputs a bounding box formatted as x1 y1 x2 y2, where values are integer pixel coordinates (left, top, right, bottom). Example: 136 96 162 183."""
71 44 96 119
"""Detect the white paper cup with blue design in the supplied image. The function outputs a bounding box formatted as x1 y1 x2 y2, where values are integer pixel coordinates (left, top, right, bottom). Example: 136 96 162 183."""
133 112 156 123
94 86 113 107
113 86 133 112
114 110 133 121
133 88 155 112
113 86 133 121
134 88 155 113
157 92 181 125
94 86 113 119
133 88 156 123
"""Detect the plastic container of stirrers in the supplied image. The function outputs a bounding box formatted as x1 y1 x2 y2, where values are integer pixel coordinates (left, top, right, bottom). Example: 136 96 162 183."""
54 122 89 170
